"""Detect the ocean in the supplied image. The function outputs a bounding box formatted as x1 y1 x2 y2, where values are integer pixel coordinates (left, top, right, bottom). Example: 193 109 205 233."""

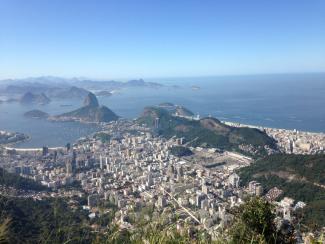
1 73 325 148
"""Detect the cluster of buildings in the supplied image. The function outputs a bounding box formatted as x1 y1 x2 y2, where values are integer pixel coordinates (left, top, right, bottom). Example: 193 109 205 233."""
0 130 28 144
0 120 309 239
224 121 325 154
264 128 325 154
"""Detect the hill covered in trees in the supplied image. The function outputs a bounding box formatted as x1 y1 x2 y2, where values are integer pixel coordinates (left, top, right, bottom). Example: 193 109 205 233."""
0 196 94 243
137 106 278 157
238 154 325 229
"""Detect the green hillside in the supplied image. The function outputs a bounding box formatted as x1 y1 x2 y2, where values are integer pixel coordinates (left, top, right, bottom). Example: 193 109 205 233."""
238 154 325 229
137 106 278 157
0 196 93 243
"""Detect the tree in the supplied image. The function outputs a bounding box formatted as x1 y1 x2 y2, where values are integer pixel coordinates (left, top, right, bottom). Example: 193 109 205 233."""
229 197 294 244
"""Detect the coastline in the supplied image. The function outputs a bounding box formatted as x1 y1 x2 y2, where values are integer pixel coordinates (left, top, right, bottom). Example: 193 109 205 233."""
222 121 325 154
222 120 325 135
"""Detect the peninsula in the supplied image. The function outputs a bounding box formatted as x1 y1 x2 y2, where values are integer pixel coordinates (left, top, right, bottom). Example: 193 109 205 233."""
50 92 118 123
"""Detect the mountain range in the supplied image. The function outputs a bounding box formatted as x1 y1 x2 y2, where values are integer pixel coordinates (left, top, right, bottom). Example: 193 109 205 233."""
0 76 163 98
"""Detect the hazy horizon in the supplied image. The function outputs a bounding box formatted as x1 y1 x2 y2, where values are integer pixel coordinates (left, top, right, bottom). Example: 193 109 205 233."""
1 71 325 83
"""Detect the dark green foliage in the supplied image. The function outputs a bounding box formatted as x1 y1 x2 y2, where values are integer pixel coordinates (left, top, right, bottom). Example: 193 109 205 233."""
297 200 325 231
238 154 325 228
137 106 277 156
0 167 48 191
169 146 193 157
229 197 295 244
0 196 94 243
94 132 111 143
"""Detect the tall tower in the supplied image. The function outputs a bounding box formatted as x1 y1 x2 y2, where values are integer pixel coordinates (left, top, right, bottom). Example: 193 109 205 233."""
154 117 160 129
99 155 103 170
66 158 72 175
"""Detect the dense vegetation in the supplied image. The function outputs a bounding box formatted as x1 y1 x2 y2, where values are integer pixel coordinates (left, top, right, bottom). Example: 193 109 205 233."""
94 132 111 143
228 197 295 244
0 196 93 243
169 146 193 157
238 154 325 229
94 198 296 244
0 167 47 191
137 106 277 157
0 193 319 243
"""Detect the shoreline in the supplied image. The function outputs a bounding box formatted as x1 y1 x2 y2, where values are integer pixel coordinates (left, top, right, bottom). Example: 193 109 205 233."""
222 121 325 154
3 115 325 152
222 120 325 135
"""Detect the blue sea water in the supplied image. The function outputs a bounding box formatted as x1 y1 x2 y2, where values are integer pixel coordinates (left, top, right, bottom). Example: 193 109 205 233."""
1 73 325 147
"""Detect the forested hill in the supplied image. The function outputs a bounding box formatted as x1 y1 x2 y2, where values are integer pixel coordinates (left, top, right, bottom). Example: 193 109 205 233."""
238 154 325 228
0 196 93 243
0 168 47 192
137 106 278 157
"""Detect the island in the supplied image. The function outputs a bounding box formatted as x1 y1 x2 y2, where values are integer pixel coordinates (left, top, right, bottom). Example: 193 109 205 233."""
95 90 112 97
24 109 49 119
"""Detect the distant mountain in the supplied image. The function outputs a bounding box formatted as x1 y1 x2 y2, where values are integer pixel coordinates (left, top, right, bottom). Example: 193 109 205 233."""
137 105 278 157
126 79 162 87
24 109 49 119
74 78 163 90
5 83 51 94
0 77 163 99
95 90 112 97
20 92 51 105
238 154 325 228
46 86 89 99
52 92 118 123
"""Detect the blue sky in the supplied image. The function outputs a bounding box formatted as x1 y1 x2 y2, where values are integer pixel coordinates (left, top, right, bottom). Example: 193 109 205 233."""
0 0 325 79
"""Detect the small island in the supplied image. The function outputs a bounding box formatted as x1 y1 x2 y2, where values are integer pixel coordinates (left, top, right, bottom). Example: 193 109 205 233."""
24 109 49 119
95 90 112 97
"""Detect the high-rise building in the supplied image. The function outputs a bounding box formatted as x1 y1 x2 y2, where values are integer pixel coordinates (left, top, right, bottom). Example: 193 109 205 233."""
42 146 48 156
99 155 103 170
147 172 153 186
66 142 71 152
154 117 160 129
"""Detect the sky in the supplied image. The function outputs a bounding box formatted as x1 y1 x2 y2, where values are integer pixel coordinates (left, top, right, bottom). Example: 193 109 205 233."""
0 0 325 80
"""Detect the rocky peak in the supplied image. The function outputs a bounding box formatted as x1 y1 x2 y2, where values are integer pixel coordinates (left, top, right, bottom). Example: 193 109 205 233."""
83 92 99 107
